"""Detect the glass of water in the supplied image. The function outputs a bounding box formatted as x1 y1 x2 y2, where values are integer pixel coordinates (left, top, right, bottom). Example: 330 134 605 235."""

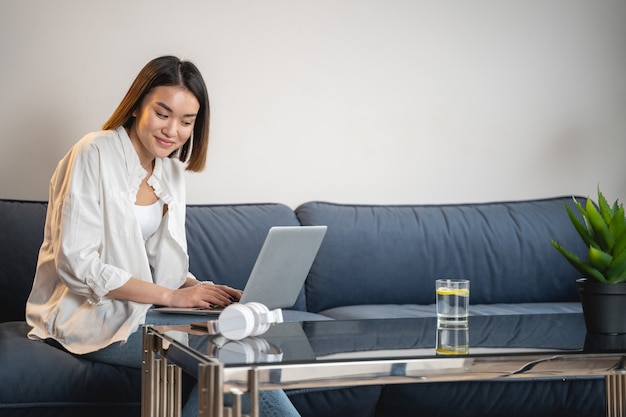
436 279 470 327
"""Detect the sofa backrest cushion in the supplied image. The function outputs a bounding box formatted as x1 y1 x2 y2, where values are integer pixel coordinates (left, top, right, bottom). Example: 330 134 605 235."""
0 200 48 322
185 203 305 310
295 197 587 313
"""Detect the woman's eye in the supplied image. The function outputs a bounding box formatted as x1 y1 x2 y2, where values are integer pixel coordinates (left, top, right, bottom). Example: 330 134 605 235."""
156 112 168 119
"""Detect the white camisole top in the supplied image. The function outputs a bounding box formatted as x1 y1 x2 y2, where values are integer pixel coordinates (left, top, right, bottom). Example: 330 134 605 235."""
134 199 164 240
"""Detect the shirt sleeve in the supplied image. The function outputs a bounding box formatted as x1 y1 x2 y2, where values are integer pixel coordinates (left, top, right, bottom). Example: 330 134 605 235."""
52 139 132 303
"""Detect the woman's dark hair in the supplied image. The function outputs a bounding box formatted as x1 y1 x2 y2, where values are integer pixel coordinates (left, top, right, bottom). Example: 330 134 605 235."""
103 56 210 172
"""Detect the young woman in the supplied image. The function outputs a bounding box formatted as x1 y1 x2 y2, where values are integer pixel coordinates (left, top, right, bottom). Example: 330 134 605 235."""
25 55 300 417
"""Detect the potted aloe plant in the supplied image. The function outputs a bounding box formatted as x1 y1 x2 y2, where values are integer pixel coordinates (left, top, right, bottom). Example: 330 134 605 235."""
551 188 626 334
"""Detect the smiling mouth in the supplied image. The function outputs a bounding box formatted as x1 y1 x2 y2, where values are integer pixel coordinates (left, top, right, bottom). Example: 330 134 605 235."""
156 137 175 147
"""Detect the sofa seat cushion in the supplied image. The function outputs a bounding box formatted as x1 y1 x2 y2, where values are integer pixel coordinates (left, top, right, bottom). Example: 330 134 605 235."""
281 310 334 322
469 301 582 316
375 377 605 417
288 385 382 417
319 302 582 320
0 321 141 416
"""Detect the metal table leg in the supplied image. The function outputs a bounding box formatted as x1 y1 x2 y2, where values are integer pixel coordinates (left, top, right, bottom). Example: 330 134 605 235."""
248 369 260 417
198 361 226 417
142 327 183 417
607 373 626 417
142 326 157 417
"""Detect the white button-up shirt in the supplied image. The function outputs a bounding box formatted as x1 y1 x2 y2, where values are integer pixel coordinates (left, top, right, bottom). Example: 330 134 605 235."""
26 127 192 354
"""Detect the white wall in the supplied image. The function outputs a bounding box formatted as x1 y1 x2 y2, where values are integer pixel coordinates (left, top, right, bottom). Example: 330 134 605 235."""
1 0 625 208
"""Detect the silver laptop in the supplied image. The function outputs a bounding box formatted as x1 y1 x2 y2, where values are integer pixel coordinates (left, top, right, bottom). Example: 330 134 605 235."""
154 225 327 315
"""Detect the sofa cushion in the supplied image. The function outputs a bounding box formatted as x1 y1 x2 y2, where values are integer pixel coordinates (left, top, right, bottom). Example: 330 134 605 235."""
288 386 382 417
0 321 141 417
375 377 605 417
295 198 587 313
0 200 47 322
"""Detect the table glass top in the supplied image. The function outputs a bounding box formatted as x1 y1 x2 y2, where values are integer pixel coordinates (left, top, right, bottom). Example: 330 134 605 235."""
153 313 626 368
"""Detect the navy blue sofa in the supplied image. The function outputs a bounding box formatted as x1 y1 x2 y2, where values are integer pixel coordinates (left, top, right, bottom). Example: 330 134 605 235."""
0 197 605 417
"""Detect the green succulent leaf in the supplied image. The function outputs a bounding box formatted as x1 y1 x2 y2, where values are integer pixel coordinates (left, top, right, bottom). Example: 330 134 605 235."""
606 245 626 282
611 273 626 284
597 188 614 225
608 204 626 243
551 240 607 283
564 203 596 249
573 197 594 238
610 246 626 266
612 231 626 262
586 198 614 251
588 246 613 271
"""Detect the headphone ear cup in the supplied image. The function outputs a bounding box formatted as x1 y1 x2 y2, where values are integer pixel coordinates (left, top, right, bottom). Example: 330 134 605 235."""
218 304 256 340
245 302 271 336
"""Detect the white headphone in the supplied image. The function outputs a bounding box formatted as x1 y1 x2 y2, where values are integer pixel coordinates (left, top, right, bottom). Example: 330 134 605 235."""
206 302 284 340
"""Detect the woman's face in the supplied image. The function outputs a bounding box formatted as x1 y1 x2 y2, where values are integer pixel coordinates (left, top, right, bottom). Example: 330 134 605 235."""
129 85 200 165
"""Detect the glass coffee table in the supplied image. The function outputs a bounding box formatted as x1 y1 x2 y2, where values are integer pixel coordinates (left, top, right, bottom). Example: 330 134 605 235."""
141 313 626 417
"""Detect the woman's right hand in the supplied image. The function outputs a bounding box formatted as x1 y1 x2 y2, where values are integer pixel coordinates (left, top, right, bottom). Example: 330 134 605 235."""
166 283 242 308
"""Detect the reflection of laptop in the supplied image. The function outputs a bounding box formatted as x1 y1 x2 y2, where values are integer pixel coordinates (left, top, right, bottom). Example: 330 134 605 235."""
154 225 327 315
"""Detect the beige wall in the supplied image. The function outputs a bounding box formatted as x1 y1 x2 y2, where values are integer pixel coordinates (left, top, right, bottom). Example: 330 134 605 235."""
1 0 625 207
